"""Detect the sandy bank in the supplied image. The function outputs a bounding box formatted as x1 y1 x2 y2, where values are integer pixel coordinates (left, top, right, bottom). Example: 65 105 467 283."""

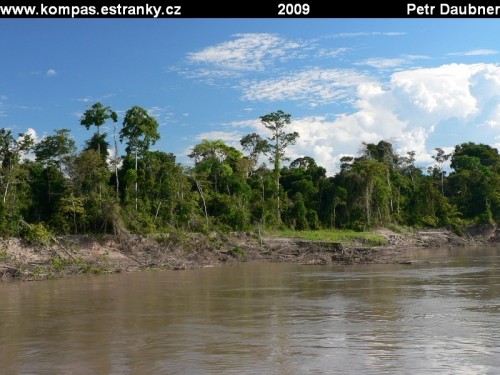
1 224 498 281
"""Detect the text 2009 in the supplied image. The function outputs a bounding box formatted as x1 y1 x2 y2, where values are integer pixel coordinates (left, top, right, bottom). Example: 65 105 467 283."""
277 3 310 15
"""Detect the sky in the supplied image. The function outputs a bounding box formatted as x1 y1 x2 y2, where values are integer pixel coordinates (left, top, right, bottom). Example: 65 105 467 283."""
1 18 500 175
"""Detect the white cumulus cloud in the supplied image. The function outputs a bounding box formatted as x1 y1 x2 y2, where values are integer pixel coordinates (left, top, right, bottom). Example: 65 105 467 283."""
235 63 500 174
391 63 483 120
25 127 39 143
192 62 500 175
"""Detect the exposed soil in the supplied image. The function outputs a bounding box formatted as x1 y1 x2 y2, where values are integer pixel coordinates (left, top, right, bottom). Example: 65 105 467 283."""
0 224 498 281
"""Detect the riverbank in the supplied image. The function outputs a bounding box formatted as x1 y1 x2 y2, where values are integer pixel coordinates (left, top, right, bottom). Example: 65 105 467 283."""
1 224 498 281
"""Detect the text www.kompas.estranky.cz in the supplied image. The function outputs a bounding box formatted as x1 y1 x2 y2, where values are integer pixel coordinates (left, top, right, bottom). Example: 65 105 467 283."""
0 4 182 17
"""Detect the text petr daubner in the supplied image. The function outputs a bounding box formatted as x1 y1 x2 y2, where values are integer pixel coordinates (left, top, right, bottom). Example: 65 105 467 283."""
407 3 500 16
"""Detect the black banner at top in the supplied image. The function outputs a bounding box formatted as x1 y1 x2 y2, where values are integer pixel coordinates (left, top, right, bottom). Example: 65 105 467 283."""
0 1 499 18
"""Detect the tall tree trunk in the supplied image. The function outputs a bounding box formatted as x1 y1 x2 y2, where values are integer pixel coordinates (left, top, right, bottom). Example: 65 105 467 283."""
386 170 393 215
113 123 119 199
333 204 336 229
47 169 52 204
365 182 371 227
3 181 9 204
274 139 281 223
72 197 78 234
275 172 281 223
260 175 266 225
194 178 208 226
135 148 138 212
3 163 12 204
441 170 445 195
154 200 162 224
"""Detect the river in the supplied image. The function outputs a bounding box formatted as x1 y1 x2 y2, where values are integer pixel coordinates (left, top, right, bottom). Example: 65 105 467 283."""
1 246 499 374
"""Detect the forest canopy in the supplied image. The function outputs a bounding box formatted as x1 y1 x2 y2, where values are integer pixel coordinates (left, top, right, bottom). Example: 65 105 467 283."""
0 103 498 237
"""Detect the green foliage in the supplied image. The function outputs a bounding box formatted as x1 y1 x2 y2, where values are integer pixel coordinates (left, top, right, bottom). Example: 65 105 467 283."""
120 106 160 157
84 133 110 160
260 110 298 171
228 246 246 257
51 256 70 271
34 129 76 170
121 206 156 234
80 102 118 133
307 209 320 230
270 229 387 246
291 192 308 230
258 110 299 223
22 222 52 246
119 106 160 213
385 223 407 234
0 129 34 236
240 133 270 165
51 256 102 274
4 104 499 239
124 168 137 185
0 245 9 261
448 143 500 223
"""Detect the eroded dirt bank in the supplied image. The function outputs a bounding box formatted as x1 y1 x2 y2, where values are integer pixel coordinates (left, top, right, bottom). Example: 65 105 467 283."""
1 224 498 281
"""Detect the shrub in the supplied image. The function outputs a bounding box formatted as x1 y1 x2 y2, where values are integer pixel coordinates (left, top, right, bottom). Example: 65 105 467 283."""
22 223 52 247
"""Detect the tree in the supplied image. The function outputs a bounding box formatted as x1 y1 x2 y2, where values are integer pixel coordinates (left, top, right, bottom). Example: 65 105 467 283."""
451 142 500 169
187 167 209 227
432 147 451 194
189 139 243 194
58 194 85 234
448 143 500 222
0 129 33 235
119 106 160 211
141 151 192 228
240 133 270 168
34 129 76 173
82 133 111 204
188 139 253 229
66 149 113 233
334 155 390 229
351 159 390 227
361 141 399 218
33 129 76 209
80 102 119 197
331 186 347 228
84 133 110 161
281 156 326 227
400 151 419 188
291 192 308 230
80 102 118 150
0 129 33 204
290 156 317 170
260 110 299 223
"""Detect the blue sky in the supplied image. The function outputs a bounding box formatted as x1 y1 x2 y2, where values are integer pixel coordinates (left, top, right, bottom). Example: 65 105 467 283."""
1 19 500 174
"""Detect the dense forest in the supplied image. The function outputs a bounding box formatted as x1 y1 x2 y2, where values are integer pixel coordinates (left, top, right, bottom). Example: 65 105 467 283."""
0 103 499 238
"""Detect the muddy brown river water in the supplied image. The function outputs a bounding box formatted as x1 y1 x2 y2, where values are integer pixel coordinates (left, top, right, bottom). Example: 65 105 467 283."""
1 246 499 374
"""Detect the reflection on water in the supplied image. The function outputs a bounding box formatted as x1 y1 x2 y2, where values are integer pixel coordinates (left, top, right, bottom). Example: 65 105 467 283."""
1 246 499 374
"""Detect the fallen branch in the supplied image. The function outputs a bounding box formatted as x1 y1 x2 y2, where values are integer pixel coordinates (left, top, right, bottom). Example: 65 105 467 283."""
50 235 76 261
120 252 144 265
0 264 20 277
18 219 75 261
